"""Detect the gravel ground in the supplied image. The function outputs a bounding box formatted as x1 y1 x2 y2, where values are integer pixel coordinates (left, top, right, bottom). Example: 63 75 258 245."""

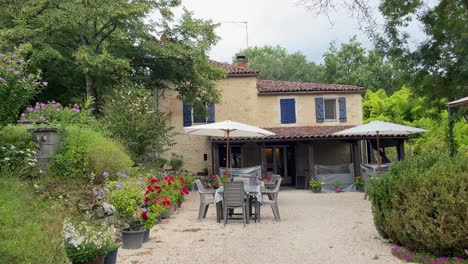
118 189 403 264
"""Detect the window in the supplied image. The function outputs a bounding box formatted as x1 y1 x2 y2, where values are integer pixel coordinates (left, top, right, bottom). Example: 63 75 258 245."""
192 104 208 124
324 99 337 121
280 98 296 124
315 97 346 123
183 102 215 127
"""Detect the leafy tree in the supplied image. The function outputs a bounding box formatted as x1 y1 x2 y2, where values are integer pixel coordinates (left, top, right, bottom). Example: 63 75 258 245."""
322 37 399 92
235 45 323 82
0 1 224 110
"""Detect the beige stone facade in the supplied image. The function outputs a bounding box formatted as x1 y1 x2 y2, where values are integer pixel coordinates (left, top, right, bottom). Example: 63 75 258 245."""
158 72 364 174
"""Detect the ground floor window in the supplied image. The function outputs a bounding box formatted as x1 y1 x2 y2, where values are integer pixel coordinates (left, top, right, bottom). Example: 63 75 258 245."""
219 145 242 169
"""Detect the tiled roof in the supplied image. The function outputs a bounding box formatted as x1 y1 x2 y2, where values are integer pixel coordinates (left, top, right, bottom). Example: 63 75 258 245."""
210 60 259 76
257 80 365 94
448 96 468 108
211 125 407 142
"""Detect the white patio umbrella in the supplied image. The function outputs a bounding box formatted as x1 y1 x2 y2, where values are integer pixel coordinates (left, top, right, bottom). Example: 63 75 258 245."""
184 120 275 177
333 121 428 176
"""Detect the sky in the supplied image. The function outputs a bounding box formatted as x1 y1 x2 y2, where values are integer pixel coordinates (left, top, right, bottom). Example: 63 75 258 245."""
173 0 375 63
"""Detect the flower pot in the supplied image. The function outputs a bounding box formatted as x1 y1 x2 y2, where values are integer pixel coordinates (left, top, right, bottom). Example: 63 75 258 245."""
335 188 341 193
143 229 150 243
356 186 364 192
74 256 104 264
104 249 118 264
121 229 145 249
311 188 321 193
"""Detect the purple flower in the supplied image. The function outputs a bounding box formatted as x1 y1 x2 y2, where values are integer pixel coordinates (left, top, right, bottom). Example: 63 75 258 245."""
20 113 25 120
0 77 5 82
121 173 128 178
137 181 143 186
56 108 61 112
141 208 147 212
26 107 33 112
42 81 48 86
11 54 17 58
404 253 413 260
0 53 5 57
13 71 20 75
6 67 13 71
72 108 80 113
116 183 123 189
102 171 110 177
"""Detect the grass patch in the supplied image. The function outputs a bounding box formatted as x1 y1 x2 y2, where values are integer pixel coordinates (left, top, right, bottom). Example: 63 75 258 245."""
0 175 69 263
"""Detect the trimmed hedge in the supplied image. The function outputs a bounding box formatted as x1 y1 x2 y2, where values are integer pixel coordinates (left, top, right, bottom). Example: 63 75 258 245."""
368 154 468 257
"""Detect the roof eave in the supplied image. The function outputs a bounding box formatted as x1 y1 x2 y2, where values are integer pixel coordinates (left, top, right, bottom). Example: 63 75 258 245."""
227 73 259 77
257 90 366 96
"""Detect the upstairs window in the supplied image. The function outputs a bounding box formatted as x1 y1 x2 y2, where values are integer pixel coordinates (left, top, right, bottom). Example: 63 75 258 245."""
183 102 215 127
280 98 296 124
324 99 338 121
315 97 347 123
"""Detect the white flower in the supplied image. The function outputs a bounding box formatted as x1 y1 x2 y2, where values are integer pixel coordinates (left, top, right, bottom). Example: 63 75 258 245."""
4 157 10 161
10 145 15 150
19 150 24 154
1 147 5 150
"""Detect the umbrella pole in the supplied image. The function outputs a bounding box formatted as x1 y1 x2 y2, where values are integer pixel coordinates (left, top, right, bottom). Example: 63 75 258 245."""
226 130 230 179
377 131 381 177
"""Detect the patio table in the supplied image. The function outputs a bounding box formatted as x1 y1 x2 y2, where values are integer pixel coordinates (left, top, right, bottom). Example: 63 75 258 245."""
214 184 263 224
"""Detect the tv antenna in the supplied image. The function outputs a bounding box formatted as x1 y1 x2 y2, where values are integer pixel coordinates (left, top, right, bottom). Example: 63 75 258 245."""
219 21 249 49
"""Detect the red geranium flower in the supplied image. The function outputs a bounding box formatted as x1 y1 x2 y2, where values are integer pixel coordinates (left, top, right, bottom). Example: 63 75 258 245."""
179 177 185 185
181 188 189 195
141 211 148 220
147 185 154 192
164 176 169 181
144 197 149 204
150 178 158 183
162 196 171 206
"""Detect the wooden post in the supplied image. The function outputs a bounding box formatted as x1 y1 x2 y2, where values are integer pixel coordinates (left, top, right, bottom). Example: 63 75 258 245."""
260 143 267 177
211 143 220 175
396 139 405 161
307 143 315 189
352 140 361 177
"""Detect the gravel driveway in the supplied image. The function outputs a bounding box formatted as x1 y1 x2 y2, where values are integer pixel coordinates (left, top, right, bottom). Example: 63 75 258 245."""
118 189 403 264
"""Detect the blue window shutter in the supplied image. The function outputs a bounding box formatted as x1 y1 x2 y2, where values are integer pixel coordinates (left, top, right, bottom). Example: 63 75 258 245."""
338 97 347 122
280 99 296 124
183 102 192 127
207 104 215 123
315 97 324 123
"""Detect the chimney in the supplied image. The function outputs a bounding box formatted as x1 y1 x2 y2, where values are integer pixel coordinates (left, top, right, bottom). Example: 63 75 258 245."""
236 55 248 68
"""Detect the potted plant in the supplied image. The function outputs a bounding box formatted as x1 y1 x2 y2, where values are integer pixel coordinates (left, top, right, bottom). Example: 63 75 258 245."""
103 243 120 264
332 181 342 193
62 220 114 264
354 176 365 192
107 180 146 249
258 176 272 189
309 179 323 193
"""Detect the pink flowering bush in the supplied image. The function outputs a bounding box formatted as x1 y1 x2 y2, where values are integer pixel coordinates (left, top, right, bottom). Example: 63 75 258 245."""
0 50 45 126
21 101 82 126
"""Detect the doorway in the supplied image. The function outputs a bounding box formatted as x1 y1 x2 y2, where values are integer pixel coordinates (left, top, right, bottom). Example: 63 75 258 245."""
265 145 294 185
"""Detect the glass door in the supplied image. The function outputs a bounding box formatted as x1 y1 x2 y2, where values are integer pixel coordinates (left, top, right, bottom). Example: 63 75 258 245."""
265 146 292 185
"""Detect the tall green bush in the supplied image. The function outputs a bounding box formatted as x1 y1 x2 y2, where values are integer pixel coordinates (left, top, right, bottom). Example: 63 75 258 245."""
50 125 133 180
368 154 468 256
102 87 173 163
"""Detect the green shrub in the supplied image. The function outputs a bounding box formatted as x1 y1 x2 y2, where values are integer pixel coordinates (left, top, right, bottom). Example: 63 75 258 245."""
102 87 173 163
0 176 68 263
50 125 133 180
368 154 468 257
0 125 39 178
169 153 184 171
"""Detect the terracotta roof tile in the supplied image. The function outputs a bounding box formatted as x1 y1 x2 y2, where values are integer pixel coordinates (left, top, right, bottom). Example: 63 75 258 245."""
257 80 365 94
212 125 406 141
210 60 259 76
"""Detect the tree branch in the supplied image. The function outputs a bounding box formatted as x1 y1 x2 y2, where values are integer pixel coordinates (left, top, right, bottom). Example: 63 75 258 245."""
95 24 117 52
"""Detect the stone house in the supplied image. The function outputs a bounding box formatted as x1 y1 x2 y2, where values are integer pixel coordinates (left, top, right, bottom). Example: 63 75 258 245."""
158 57 406 188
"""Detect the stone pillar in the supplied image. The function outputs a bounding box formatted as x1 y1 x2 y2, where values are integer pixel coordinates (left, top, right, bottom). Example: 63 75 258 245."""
30 127 59 169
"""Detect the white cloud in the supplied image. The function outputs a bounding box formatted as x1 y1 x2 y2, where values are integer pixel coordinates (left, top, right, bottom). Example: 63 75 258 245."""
172 0 374 63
